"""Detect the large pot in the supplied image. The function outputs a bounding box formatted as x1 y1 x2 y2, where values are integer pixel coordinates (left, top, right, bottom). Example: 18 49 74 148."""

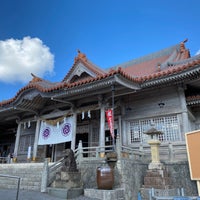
96 165 114 190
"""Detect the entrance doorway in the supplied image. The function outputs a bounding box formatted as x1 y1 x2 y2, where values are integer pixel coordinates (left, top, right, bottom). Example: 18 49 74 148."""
46 144 56 162
0 133 15 157
105 129 117 146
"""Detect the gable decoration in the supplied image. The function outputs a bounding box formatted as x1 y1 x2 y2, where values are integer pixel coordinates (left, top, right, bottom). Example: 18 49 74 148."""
38 116 73 145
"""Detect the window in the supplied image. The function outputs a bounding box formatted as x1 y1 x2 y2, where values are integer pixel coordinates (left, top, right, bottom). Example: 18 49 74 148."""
129 115 181 143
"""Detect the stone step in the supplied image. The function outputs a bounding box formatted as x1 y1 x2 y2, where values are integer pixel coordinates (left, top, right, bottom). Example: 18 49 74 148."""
142 185 171 189
0 178 41 191
51 180 81 189
144 176 171 185
51 171 82 189
84 188 125 200
47 187 83 199
0 163 44 191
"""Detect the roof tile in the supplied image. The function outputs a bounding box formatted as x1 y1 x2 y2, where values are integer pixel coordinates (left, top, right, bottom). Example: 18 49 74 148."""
1 41 200 106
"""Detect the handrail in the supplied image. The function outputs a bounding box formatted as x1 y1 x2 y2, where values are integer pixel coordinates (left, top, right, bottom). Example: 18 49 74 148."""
41 157 66 192
121 145 144 155
128 142 188 162
74 144 114 160
75 144 144 158
0 174 21 200
49 157 65 172
74 140 188 165
41 142 188 193
48 157 66 185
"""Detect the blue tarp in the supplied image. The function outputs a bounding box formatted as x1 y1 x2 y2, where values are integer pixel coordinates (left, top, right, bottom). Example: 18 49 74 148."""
138 192 142 200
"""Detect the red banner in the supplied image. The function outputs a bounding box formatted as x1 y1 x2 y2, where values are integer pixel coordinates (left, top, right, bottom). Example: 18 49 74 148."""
105 109 114 139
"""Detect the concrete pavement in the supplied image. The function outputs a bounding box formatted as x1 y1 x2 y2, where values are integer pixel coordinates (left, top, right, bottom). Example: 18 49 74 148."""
0 189 99 200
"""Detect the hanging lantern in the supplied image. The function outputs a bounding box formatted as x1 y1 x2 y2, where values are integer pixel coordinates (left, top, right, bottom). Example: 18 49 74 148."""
82 111 85 120
28 121 31 128
88 110 91 118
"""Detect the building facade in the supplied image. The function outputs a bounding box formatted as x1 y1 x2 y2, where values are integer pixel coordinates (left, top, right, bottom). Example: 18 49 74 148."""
0 40 200 162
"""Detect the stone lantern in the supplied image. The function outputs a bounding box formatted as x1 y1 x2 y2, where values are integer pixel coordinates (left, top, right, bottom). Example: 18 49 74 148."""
142 127 172 190
144 127 164 170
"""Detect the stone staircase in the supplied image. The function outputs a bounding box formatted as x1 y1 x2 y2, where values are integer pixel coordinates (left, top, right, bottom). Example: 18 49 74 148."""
0 163 44 191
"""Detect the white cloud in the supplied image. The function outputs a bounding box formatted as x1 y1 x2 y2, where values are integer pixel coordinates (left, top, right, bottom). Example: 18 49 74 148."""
0 36 54 84
195 49 200 55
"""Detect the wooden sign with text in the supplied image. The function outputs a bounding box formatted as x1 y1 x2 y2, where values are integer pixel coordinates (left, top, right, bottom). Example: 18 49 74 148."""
185 130 200 180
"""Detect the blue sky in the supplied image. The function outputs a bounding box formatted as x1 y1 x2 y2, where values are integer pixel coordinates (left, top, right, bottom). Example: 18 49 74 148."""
0 0 200 100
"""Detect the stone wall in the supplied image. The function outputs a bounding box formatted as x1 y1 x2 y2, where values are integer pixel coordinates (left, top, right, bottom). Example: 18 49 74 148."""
117 159 148 200
79 159 115 189
78 158 198 200
164 161 197 196
78 158 147 200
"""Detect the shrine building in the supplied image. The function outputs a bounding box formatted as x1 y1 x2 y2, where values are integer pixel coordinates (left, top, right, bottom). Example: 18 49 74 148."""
0 39 200 162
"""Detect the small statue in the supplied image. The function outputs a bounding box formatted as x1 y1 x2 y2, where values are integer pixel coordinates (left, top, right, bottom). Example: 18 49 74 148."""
62 149 78 172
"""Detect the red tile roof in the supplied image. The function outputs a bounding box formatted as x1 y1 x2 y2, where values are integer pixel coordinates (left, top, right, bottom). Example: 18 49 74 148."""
123 55 169 77
1 40 200 107
116 40 190 77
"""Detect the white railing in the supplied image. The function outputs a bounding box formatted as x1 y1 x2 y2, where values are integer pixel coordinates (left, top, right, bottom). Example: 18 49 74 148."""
74 140 187 165
74 137 145 166
74 144 114 158
41 157 66 193
40 140 188 193
121 145 144 160
130 142 187 162
48 157 65 185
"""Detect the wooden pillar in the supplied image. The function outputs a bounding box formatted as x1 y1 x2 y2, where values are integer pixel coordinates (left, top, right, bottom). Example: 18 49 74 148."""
121 106 127 146
118 115 122 146
178 86 189 136
99 105 105 157
33 119 41 161
13 122 21 162
71 112 77 151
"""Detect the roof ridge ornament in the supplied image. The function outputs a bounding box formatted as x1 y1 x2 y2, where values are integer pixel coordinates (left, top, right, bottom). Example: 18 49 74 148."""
74 49 87 63
30 73 43 83
180 38 190 58
183 38 188 43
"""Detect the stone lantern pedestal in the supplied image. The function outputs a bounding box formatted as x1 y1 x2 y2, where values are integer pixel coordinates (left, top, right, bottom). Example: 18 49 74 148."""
148 139 163 170
141 127 172 189
144 127 163 170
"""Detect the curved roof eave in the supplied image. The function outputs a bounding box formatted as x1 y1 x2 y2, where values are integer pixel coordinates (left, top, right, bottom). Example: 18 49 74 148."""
187 95 200 106
52 74 141 99
140 63 200 88
0 68 140 107
1 58 200 107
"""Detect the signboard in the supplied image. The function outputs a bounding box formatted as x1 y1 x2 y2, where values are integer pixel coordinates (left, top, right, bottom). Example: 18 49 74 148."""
185 130 200 180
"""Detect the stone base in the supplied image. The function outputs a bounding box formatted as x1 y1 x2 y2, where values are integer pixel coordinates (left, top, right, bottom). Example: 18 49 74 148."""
84 188 125 200
51 171 82 188
148 162 163 170
143 168 172 189
48 187 83 199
